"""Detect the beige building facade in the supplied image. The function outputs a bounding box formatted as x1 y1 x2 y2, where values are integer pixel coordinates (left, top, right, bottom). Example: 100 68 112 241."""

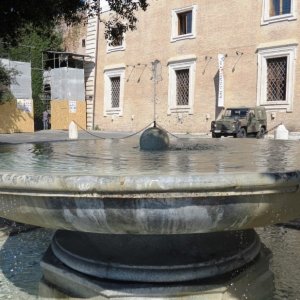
90 0 300 134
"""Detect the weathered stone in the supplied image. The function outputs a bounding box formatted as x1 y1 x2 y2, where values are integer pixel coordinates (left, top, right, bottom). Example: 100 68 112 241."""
50 229 260 282
39 245 274 300
140 127 169 151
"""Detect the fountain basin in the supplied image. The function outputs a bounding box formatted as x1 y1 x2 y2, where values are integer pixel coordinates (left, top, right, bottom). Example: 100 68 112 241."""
0 172 299 233
0 138 299 297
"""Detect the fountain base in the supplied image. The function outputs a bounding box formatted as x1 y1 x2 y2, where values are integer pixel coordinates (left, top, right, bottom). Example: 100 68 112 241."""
39 242 274 299
50 230 260 283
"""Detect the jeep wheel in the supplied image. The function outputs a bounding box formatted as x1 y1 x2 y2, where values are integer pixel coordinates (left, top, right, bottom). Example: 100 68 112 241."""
256 127 265 139
212 132 221 138
237 128 247 138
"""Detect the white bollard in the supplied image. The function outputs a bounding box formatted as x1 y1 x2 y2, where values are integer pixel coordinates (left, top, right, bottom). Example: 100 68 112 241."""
69 121 78 140
274 124 289 140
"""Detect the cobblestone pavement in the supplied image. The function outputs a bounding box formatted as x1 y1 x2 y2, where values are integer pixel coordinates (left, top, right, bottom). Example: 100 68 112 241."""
0 227 53 300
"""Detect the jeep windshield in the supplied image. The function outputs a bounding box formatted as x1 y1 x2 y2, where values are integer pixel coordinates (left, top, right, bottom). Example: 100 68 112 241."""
223 109 249 119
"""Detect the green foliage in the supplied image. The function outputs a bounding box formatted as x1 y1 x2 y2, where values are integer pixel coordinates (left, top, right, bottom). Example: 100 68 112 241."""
0 62 15 104
5 24 63 120
0 0 149 45
0 0 86 45
96 0 149 43
0 62 11 86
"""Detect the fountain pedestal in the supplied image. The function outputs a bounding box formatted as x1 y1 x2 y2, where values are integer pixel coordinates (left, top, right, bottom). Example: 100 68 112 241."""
39 230 273 300
38 229 273 299
50 230 260 282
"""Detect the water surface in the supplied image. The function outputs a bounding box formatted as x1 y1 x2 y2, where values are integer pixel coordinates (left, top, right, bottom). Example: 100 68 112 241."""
0 138 299 175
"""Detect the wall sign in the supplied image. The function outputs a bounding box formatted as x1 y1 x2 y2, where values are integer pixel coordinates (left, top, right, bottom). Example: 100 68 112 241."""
17 99 32 113
218 54 225 107
69 100 77 113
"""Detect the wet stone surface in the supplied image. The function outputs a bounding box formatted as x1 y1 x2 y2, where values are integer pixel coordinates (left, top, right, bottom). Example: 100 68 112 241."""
0 228 53 299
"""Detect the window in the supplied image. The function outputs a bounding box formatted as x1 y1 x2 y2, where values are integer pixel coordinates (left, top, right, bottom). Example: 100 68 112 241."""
257 44 297 111
267 57 287 102
176 69 189 106
224 109 249 118
178 11 192 35
262 0 296 24
171 5 197 42
107 34 126 53
104 67 125 116
111 36 123 47
81 39 86 48
270 0 291 16
168 57 196 114
110 77 121 108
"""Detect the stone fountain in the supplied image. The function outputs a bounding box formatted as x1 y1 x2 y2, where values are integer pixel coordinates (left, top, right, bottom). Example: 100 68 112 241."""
0 136 299 299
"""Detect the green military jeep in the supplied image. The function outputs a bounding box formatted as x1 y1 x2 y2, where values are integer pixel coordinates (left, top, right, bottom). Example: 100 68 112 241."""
211 106 267 138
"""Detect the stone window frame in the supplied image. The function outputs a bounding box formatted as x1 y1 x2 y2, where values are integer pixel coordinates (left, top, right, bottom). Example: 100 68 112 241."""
171 5 197 42
261 0 297 25
167 57 196 115
103 67 125 116
257 44 297 112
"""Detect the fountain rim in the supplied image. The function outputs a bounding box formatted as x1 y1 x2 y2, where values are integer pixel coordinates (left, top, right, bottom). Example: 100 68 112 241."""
0 170 299 196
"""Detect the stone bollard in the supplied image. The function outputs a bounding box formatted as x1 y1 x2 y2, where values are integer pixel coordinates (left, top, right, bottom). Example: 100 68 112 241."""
274 124 289 140
69 121 78 140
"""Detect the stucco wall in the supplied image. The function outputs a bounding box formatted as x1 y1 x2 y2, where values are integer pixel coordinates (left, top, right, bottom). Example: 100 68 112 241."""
93 0 300 134
51 100 86 130
0 100 34 133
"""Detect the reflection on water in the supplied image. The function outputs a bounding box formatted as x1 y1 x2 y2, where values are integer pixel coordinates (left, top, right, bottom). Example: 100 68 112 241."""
0 138 300 175
0 226 299 299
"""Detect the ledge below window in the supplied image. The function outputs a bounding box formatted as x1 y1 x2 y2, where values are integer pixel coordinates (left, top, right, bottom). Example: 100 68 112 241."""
107 45 126 53
261 14 297 25
260 103 292 113
171 33 196 43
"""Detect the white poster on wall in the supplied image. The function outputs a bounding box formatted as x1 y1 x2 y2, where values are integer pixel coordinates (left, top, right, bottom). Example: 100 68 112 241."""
218 54 225 107
17 99 33 113
69 100 77 113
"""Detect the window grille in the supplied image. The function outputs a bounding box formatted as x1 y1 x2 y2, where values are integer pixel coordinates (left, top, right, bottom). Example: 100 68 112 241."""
178 11 192 35
110 77 120 108
176 69 189 106
270 0 291 16
267 57 287 101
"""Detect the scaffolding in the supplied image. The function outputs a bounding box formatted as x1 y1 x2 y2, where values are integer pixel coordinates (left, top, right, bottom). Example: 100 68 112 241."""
41 50 93 107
